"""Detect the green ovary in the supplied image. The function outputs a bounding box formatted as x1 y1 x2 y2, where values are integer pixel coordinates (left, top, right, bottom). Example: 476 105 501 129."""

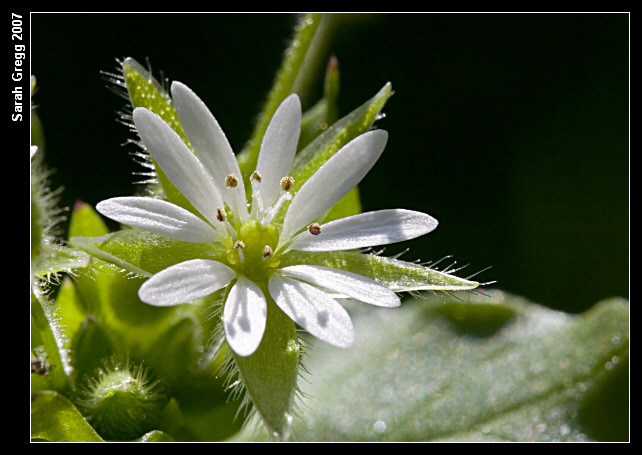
226 220 281 282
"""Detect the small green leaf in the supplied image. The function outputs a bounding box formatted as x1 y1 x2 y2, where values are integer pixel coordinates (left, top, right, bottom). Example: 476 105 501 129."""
31 391 103 442
69 200 109 238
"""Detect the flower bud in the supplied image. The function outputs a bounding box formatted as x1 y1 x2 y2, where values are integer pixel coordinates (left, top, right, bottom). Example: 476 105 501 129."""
78 361 166 440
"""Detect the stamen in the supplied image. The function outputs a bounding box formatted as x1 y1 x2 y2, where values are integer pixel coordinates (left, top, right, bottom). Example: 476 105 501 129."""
308 223 322 235
261 191 292 228
250 172 264 220
216 207 237 241
262 245 274 261
234 240 245 263
280 176 294 192
225 173 239 188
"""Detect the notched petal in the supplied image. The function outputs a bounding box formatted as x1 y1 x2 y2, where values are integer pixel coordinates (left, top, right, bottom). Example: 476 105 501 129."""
288 209 438 252
96 197 220 243
138 259 236 306
224 277 268 357
269 275 354 348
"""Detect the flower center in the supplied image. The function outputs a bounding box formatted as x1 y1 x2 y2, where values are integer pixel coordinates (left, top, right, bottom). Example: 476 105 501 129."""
226 219 280 281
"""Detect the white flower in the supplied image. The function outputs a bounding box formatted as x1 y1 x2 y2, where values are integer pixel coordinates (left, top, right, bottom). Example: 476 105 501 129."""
96 82 438 357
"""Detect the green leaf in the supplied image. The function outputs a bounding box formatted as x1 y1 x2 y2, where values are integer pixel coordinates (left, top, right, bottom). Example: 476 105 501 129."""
298 55 341 149
272 292 629 441
135 430 175 442
237 13 329 178
31 391 103 442
31 287 73 392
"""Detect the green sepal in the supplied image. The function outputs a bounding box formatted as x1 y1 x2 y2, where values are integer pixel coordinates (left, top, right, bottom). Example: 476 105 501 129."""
280 250 479 292
31 391 104 442
71 229 226 278
298 55 340 149
289 82 392 190
271 82 392 227
69 200 109 238
232 292 301 440
120 57 196 213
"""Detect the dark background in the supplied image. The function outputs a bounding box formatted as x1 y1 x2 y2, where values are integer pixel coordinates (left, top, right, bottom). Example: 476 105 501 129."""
30 13 629 314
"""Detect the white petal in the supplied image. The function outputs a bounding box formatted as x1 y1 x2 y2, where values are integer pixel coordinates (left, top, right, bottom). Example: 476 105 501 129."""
279 130 388 246
171 82 249 222
255 94 301 208
138 259 236 306
132 107 226 229
96 197 220 243
288 209 438 252
268 275 354 348
223 276 267 357
279 265 400 308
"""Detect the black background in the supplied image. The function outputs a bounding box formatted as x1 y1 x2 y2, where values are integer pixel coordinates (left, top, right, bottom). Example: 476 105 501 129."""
29 13 629 314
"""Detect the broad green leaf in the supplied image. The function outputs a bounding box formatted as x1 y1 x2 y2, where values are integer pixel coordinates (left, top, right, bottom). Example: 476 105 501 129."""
31 391 103 442
280 250 479 292
266 292 629 441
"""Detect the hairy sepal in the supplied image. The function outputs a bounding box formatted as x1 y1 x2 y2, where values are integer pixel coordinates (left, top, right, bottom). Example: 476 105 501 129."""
121 57 195 213
280 250 480 293
71 230 225 278
229 292 301 441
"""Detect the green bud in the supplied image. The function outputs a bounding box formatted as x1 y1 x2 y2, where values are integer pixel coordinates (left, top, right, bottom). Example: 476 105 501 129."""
78 361 166 441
